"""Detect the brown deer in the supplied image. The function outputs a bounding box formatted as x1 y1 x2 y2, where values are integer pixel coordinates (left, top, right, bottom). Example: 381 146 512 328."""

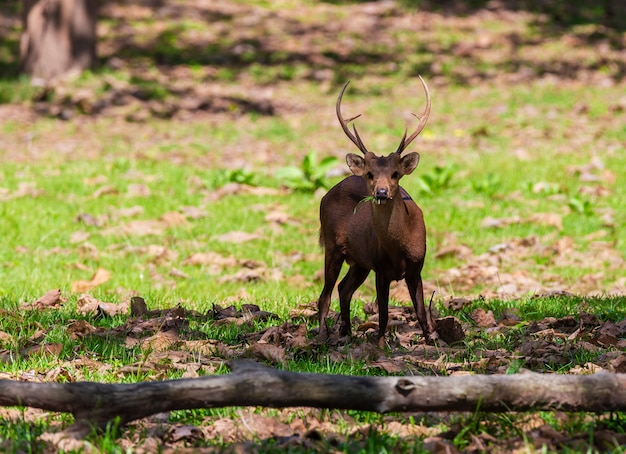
317 76 436 345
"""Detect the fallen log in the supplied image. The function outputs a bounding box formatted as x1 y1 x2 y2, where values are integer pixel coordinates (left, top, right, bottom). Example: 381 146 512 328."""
0 359 625 438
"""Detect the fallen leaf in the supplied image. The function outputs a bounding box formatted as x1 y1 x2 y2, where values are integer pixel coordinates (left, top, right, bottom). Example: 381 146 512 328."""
0 182 44 201
368 359 408 374
27 288 64 310
434 244 473 260
435 316 465 344
528 212 563 230
103 220 165 237
180 206 206 219
67 319 97 338
610 353 626 373
264 209 297 226
71 268 111 292
21 343 63 358
289 303 318 319
481 216 522 228
443 297 472 310
126 183 151 197
40 432 91 453
141 330 181 351
75 212 102 227
130 296 148 317
91 185 118 198
77 294 128 317
0 331 14 345
249 343 286 366
69 231 90 244
160 211 188 227
112 205 144 218
181 251 237 267
216 230 262 243
471 308 497 328
219 268 265 283
167 425 203 443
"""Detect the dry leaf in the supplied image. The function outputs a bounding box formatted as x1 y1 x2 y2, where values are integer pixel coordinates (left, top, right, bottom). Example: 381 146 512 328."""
435 316 465 344
126 183 151 197
471 308 497 328
181 251 237 267
368 359 408 374
610 353 626 373
180 206 206 219
443 297 471 310
130 296 148 317
91 185 118 198
67 319 97 338
103 220 165 237
219 268 265 283
0 331 14 345
77 294 128 317
167 425 203 443
264 209 296 226
141 330 181 351
28 288 64 309
249 343 286 366
71 268 111 292
481 216 522 228
160 211 188 227
21 343 63 358
0 182 44 201
216 230 261 243
69 231 90 244
528 212 563 230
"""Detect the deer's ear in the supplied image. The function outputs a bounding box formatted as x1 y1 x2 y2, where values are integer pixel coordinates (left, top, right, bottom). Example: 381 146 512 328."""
400 152 420 175
346 153 366 176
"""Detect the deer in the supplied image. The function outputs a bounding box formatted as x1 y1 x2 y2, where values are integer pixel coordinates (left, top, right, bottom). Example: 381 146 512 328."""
316 76 436 345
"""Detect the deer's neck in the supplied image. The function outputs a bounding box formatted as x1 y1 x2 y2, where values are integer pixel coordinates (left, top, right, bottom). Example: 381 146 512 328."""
371 197 408 248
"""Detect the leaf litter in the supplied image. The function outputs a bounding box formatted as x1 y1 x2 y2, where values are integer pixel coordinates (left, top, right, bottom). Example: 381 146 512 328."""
11 286 626 451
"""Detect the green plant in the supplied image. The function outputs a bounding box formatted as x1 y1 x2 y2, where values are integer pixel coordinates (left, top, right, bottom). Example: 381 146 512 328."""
212 168 259 187
275 152 339 192
568 196 594 216
471 173 502 197
416 163 457 195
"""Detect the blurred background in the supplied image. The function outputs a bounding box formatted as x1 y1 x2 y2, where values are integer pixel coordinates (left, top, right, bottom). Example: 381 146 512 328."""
0 0 624 301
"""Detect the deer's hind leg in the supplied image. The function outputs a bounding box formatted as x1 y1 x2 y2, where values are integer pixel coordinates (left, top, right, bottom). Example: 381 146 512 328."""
406 266 434 342
317 248 344 341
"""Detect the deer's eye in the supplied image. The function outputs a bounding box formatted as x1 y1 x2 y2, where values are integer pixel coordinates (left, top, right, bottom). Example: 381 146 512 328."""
366 172 374 180
392 172 399 179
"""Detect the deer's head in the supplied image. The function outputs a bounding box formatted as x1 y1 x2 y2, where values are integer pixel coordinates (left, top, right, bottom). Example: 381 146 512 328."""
336 76 431 204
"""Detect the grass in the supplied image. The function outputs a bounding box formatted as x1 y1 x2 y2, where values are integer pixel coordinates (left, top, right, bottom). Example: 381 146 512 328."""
1 0 626 451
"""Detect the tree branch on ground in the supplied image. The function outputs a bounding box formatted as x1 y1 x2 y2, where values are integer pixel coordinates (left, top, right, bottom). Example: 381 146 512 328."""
1 360 625 439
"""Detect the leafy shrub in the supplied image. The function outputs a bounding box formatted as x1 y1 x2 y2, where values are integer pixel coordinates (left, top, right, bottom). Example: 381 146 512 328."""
275 152 340 192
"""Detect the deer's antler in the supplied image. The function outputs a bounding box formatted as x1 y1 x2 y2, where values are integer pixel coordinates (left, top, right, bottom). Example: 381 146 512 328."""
336 81 368 154
395 75 431 155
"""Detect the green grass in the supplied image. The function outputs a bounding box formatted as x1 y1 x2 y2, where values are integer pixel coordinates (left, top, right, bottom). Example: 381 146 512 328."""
1 0 626 451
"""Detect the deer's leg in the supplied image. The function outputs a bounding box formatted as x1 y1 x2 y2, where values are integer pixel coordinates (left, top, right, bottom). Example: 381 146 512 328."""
337 266 369 336
317 249 343 340
375 273 391 344
406 268 433 342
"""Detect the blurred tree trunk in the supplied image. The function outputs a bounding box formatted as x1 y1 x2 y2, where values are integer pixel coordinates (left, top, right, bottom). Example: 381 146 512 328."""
20 0 97 82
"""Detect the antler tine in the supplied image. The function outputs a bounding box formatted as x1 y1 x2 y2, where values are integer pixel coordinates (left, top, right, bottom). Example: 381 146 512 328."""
336 81 368 154
396 75 431 154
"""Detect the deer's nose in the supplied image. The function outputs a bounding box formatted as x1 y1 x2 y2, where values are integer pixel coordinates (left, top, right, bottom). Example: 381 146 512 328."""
375 188 389 200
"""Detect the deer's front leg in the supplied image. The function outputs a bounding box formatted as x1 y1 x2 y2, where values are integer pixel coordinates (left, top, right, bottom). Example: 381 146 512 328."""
375 273 391 344
338 266 370 336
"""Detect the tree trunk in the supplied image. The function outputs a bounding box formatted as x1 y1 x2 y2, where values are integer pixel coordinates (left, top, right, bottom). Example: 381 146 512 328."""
20 0 97 82
1 360 625 439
